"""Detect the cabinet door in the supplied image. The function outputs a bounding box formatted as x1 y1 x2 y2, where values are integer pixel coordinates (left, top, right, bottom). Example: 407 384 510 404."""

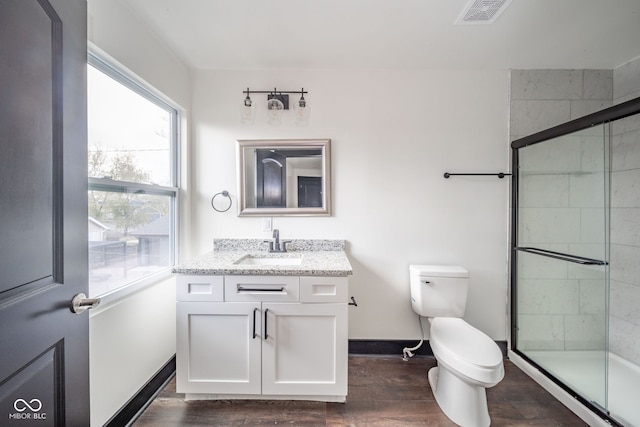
262 303 348 396
176 302 261 394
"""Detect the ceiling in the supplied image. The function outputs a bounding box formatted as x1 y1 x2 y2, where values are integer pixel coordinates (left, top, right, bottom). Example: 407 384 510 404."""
125 0 640 70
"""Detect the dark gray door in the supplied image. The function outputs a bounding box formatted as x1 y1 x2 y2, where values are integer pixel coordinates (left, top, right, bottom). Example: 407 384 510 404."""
297 176 322 208
0 0 89 425
256 149 287 208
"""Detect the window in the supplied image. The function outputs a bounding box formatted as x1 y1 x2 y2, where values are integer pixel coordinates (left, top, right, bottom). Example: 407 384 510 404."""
87 53 179 298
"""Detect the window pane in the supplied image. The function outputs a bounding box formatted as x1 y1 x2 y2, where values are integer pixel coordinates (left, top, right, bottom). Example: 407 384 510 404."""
88 191 173 297
88 65 172 186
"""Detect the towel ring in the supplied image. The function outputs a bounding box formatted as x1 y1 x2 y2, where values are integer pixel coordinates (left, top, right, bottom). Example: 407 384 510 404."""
211 191 232 212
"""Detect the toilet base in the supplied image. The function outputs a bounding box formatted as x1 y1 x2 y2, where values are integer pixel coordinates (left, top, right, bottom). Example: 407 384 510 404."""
428 366 491 427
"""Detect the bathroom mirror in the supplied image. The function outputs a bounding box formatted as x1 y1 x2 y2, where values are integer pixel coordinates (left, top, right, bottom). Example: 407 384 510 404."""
237 139 331 216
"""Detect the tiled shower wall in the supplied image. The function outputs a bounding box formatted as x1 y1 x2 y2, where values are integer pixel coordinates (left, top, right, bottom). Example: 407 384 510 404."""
515 125 609 352
510 69 613 140
510 70 612 353
510 60 640 364
610 58 640 364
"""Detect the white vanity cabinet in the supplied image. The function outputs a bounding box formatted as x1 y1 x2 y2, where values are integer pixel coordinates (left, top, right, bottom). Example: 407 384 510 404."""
176 274 348 402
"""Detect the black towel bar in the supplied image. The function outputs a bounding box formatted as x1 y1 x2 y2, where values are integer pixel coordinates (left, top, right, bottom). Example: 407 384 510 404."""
444 172 511 179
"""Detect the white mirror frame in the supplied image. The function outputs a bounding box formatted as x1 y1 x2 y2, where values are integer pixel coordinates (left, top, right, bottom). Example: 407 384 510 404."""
236 139 331 216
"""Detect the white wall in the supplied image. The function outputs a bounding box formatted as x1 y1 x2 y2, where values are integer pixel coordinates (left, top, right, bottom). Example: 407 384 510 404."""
191 68 511 340
87 0 190 109
89 278 176 426
87 0 191 425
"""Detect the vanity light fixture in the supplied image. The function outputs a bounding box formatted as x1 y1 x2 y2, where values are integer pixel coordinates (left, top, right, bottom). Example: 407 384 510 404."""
241 87 309 126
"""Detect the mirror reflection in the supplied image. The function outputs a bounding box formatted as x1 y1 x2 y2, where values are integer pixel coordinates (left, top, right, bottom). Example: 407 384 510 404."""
237 139 331 216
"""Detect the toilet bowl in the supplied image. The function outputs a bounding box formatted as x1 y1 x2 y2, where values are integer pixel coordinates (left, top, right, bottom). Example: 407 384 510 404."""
428 317 504 427
409 265 504 427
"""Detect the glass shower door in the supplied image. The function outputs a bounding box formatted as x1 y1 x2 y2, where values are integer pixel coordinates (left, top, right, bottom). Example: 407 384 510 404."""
514 123 610 410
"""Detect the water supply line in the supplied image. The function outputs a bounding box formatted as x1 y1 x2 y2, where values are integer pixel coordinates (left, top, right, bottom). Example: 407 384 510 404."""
402 315 426 361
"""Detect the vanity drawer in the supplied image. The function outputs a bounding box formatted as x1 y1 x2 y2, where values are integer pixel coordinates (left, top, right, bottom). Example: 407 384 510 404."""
176 275 224 301
300 277 348 303
224 276 299 302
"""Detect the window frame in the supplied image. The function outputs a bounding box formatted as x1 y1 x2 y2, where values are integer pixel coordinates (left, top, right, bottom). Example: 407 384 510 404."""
87 51 180 301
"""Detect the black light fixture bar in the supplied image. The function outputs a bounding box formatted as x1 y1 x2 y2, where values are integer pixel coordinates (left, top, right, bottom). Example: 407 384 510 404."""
242 88 308 95
244 88 308 111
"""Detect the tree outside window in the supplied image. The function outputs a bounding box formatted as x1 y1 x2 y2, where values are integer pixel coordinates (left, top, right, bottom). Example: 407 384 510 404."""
87 54 178 297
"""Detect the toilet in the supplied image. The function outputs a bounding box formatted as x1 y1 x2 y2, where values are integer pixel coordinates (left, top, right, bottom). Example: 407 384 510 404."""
409 265 504 427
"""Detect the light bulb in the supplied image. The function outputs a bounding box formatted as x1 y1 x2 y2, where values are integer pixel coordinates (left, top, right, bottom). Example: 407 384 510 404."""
267 98 284 126
294 97 310 127
240 95 256 124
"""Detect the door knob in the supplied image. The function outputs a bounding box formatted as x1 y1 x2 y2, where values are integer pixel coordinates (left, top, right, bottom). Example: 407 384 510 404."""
71 293 101 314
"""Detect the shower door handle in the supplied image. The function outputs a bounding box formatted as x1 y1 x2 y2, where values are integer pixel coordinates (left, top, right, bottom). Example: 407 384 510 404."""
515 247 607 266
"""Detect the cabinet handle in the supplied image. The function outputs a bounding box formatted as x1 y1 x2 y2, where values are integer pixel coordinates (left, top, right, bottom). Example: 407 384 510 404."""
238 287 285 292
252 308 258 339
264 308 269 339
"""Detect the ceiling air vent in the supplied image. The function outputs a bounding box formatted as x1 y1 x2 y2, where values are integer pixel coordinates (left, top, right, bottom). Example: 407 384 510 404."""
455 0 513 25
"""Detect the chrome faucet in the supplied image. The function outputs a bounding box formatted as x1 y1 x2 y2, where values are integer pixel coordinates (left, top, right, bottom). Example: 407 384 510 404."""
264 229 291 253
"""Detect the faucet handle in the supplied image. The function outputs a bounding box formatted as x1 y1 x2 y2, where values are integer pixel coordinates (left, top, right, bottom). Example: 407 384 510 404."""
263 240 274 252
280 240 291 252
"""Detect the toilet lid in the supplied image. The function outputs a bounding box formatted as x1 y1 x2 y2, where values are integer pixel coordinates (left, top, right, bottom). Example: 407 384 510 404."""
430 317 502 368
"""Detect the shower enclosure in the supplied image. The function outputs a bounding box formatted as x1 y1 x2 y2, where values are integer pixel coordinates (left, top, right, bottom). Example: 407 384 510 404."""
511 97 640 427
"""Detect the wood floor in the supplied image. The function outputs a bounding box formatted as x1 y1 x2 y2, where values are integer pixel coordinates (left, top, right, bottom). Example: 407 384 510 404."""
132 356 587 426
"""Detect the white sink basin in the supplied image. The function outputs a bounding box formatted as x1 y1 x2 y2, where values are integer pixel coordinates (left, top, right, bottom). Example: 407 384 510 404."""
234 255 303 266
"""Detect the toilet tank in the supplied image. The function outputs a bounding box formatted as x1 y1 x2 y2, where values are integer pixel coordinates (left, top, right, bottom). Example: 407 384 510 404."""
409 265 469 318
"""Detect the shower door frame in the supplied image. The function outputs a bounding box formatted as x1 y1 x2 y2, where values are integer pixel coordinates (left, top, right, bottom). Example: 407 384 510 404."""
510 96 640 427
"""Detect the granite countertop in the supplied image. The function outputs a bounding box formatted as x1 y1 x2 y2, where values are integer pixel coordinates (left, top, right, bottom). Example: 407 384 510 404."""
172 239 353 277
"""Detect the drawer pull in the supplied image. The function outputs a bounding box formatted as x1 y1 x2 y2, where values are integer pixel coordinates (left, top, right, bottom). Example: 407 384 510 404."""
238 287 285 292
